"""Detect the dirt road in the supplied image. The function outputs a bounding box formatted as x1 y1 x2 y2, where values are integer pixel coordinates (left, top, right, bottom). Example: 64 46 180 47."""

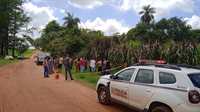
0 52 135 112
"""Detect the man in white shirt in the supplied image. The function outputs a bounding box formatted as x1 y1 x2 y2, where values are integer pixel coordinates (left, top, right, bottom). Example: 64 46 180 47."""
90 57 96 75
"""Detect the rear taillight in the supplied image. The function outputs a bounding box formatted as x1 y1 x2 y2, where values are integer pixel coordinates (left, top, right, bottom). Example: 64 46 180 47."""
188 90 200 104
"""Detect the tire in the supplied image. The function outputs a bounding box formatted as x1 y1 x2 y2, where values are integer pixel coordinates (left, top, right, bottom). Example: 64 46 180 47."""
97 86 111 105
152 106 172 112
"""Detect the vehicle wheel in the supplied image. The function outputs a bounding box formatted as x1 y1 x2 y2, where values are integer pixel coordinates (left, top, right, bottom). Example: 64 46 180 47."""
152 106 172 112
97 86 111 105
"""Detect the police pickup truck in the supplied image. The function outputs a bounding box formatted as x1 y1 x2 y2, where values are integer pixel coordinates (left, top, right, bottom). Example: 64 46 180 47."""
96 60 200 112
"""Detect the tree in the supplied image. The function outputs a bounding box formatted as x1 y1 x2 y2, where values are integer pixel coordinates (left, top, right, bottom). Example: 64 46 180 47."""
0 0 31 57
11 0 31 57
15 36 30 55
62 11 80 29
45 20 61 34
139 4 156 23
87 38 113 60
126 23 152 42
154 17 192 42
0 0 13 56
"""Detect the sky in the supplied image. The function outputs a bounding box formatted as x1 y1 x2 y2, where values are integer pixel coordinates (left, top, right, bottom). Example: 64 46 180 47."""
23 0 200 37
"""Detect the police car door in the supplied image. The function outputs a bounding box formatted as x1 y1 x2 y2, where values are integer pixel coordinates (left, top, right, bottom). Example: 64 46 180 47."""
129 69 156 109
110 68 135 104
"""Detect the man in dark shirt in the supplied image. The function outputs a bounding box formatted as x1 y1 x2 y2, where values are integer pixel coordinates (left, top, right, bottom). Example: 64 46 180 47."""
63 54 74 80
105 59 111 75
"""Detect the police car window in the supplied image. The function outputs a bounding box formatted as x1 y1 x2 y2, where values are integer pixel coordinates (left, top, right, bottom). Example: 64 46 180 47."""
188 74 200 88
159 72 176 84
116 69 135 81
135 69 154 84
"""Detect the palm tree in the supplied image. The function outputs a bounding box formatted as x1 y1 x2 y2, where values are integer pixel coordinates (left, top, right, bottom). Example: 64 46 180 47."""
139 4 156 23
62 11 80 29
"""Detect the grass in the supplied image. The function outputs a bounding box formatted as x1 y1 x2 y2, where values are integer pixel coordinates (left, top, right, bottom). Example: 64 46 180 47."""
60 65 122 89
73 72 100 85
23 49 36 58
0 49 36 67
60 66 101 89
0 58 19 67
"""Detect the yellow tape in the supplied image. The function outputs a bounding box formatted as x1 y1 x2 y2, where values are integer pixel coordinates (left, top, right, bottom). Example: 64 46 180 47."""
74 65 124 75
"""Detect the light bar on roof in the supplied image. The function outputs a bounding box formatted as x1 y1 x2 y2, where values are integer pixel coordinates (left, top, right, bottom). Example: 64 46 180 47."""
139 60 166 64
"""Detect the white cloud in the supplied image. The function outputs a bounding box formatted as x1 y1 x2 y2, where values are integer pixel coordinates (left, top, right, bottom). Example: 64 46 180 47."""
67 0 196 22
23 2 58 28
22 2 58 38
67 0 106 9
184 15 200 29
60 9 65 13
79 17 130 35
117 0 195 20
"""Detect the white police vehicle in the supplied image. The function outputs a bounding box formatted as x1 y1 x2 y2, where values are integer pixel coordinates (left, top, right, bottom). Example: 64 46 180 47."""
96 60 200 112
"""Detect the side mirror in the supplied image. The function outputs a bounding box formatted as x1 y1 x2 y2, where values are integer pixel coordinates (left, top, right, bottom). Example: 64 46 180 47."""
110 75 115 79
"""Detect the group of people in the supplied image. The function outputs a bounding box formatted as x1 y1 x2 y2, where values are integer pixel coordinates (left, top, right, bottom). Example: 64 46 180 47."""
43 54 112 80
43 56 63 78
74 57 111 75
43 54 74 80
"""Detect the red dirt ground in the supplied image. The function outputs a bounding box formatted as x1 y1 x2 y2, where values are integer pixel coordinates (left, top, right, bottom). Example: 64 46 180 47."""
0 51 136 112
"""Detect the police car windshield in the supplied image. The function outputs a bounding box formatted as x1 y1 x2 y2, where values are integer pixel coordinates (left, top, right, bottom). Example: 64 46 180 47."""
188 74 200 88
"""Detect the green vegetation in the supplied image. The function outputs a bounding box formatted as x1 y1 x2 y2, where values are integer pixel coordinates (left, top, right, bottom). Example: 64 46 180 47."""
59 66 100 88
0 58 19 67
139 4 156 23
63 11 81 29
36 14 200 67
23 49 36 58
59 65 124 88
1 2 200 87
1 3 199 67
0 49 36 67
73 72 100 85
0 0 32 57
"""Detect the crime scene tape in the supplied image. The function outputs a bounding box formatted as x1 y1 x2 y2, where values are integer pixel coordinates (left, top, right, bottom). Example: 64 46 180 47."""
74 65 125 75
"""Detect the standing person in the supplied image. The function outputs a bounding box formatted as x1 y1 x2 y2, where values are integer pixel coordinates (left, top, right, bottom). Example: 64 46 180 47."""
75 58 80 72
80 56 85 73
103 58 107 75
90 57 96 75
49 57 53 75
85 58 88 70
58 56 63 73
89 58 92 73
105 59 111 75
43 56 49 77
54 57 59 73
63 54 74 80
96 58 103 75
